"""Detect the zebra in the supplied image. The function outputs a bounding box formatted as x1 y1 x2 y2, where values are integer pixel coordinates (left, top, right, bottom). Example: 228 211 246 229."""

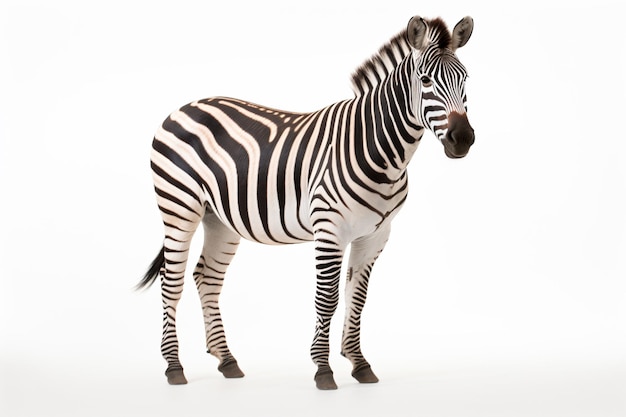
138 15 475 390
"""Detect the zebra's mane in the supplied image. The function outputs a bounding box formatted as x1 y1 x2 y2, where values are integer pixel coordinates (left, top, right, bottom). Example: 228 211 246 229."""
350 18 452 96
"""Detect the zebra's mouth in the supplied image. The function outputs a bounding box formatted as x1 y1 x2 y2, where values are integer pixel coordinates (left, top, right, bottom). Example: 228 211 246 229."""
443 142 469 159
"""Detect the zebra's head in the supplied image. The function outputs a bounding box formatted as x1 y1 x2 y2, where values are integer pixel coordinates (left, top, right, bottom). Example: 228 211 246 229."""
407 16 475 159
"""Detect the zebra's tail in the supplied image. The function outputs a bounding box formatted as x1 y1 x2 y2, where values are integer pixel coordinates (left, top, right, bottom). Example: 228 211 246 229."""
136 246 165 290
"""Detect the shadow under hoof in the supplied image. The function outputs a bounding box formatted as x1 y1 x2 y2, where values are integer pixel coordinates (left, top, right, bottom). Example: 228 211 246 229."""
165 366 188 385
314 366 338 390
218 358 245 378
352 363 379 384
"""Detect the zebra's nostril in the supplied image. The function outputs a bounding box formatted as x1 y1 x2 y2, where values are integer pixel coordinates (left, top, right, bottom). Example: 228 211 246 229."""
448 131 459 145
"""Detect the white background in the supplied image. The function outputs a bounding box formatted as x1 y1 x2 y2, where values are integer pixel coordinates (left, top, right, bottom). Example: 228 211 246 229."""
1 0 625 416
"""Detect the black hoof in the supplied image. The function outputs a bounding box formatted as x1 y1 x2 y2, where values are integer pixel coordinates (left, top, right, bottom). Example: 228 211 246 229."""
314 365 338 390
165 365 188 385
352 363 379 384
218 358 245 378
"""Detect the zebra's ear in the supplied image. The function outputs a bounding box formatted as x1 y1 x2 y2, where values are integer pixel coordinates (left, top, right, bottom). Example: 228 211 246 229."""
451 16 473 50
407 16 428 51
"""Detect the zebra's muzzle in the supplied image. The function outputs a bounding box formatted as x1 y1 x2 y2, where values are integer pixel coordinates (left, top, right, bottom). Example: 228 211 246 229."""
443 111 474 159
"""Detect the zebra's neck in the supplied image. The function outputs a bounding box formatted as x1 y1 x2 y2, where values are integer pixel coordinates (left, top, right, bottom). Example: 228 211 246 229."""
352 54 423 181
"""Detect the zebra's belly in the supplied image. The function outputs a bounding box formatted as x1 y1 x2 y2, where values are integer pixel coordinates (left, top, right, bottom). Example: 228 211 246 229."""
205 194 315 245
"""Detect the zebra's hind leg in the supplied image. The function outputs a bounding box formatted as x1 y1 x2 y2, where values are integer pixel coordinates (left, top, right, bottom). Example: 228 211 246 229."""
193 213 244 379
161 229 198 385
341 226 391 384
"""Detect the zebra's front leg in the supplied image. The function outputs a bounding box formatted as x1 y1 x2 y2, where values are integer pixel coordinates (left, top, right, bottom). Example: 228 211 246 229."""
311 236 345 390
341 225 391 384
193 213 244 378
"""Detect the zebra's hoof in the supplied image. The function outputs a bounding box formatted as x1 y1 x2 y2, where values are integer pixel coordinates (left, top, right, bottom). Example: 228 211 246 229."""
352 363 379 384
314 365 338 390
218 358 245 378
165 366 188 385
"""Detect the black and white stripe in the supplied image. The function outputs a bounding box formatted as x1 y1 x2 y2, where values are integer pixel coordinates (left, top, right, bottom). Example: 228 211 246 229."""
139 15 474 390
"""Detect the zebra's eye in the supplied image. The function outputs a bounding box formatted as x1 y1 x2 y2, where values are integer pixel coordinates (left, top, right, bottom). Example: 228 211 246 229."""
420 75 432 86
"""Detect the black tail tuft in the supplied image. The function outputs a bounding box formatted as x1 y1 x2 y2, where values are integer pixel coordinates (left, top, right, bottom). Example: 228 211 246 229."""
136 246 165 290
